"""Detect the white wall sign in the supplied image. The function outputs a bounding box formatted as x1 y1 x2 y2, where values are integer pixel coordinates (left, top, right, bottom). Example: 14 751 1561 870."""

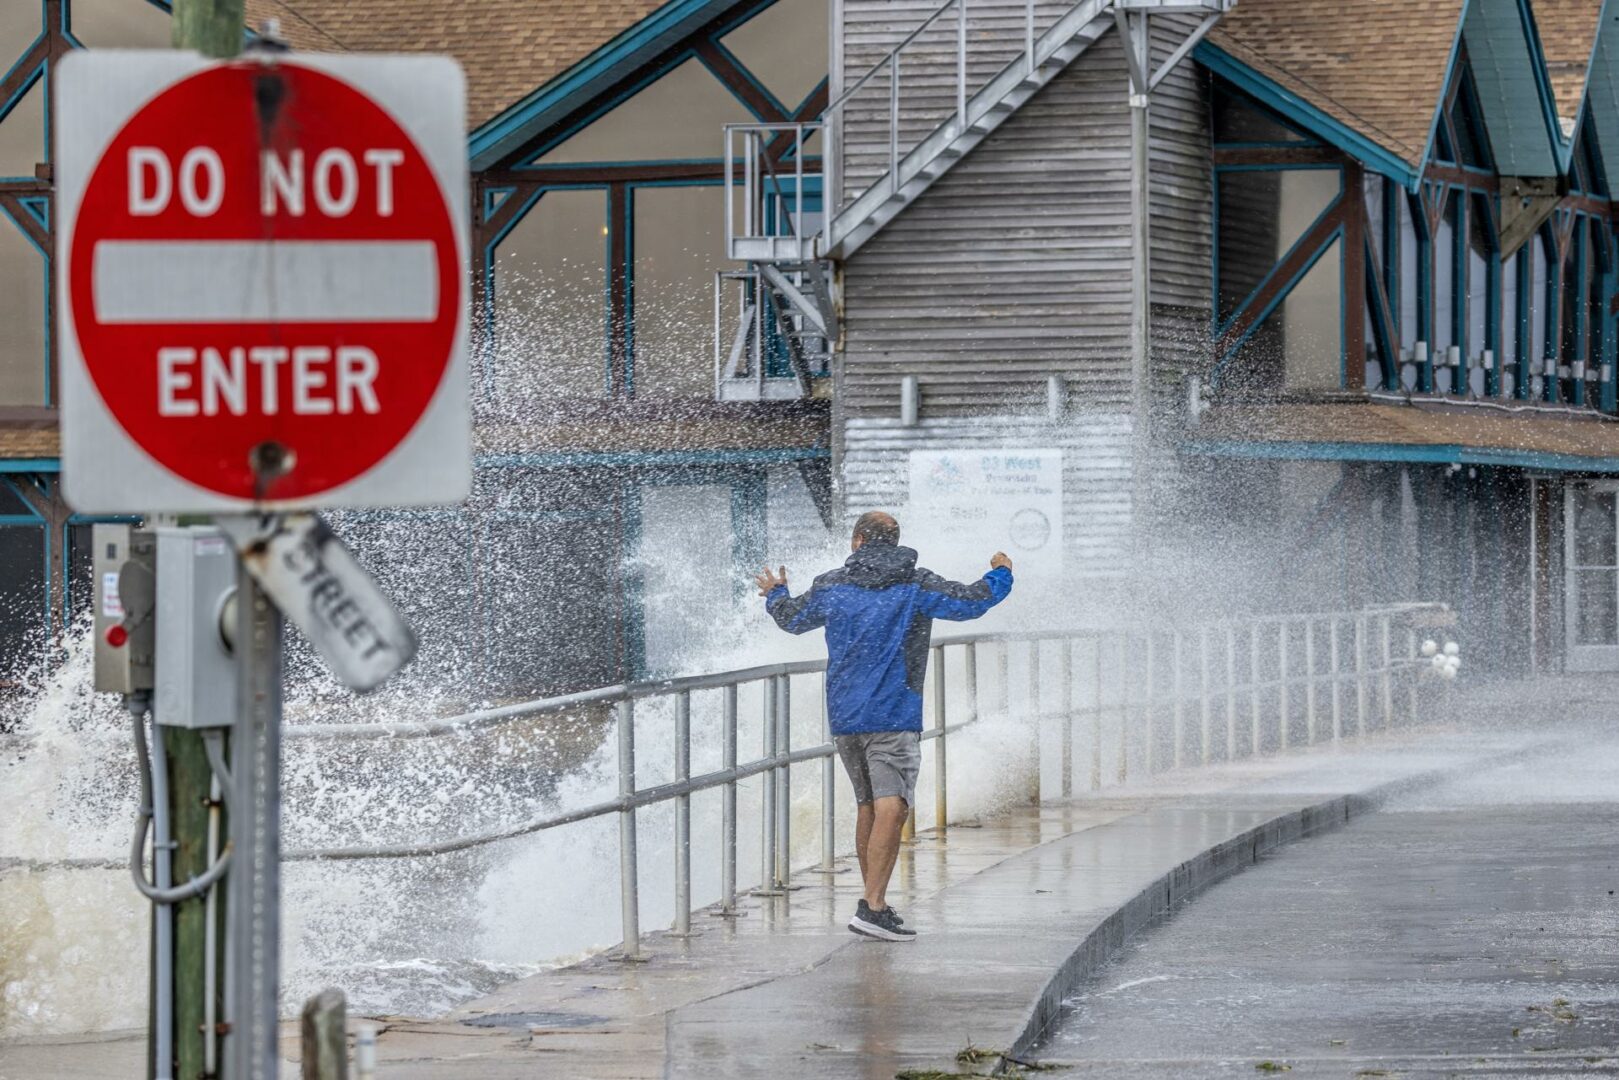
907 449 1063 581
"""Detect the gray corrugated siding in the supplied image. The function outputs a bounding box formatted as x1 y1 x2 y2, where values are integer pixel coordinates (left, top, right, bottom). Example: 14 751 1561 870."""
833 9 1213 577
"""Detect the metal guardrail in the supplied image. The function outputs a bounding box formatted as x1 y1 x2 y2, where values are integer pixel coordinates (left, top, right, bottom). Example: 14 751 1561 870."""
7 604 1452 962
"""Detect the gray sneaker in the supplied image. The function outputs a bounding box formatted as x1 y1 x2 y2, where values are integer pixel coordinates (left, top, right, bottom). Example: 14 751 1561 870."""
849 900 916 941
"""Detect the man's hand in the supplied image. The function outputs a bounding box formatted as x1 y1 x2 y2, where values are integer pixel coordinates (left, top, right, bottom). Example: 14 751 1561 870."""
990 552 1013 572
754 565 789 597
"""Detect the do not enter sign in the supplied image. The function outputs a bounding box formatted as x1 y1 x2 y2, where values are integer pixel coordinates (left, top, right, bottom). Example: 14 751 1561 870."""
58 52 470 513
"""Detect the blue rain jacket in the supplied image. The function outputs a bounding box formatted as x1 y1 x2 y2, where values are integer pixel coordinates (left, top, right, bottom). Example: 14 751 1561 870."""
765 542 1013 735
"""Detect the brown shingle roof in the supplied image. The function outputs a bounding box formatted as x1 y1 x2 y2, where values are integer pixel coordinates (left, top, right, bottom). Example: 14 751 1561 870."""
241 0 674 129
1532 0 1604 122
1208 0 1468 166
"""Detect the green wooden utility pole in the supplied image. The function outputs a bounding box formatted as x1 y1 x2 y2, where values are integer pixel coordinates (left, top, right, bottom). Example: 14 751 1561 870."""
173 0 244 60
162 11 242 1079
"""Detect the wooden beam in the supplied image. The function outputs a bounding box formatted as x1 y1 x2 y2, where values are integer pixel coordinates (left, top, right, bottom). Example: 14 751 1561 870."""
1216 200 1347 359
1211 145 1346 167
608 182 630 397
0 37 48 118
694 39 787 123
1344 160 1368 389
0 193 49 252
482 162 730 186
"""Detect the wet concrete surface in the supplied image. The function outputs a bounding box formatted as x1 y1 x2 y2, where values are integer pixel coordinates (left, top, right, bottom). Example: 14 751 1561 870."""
0 716 1562 1080
1034 737 1619 1078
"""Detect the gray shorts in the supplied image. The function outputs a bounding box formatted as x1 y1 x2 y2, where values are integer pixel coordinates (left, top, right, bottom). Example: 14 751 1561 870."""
835 731 921 807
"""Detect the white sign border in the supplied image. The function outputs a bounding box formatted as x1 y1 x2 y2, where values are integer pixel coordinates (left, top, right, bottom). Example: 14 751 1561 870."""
56 49 471 514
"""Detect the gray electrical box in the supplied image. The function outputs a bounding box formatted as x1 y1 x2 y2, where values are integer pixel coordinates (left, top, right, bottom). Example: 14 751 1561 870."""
92 523 155 694
154 526 238 729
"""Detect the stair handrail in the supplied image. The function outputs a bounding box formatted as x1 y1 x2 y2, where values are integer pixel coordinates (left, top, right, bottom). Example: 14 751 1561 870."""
826 0 1056 203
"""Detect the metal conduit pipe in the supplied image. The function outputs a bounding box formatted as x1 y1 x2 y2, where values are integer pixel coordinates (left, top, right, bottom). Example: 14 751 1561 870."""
149 718 176 1080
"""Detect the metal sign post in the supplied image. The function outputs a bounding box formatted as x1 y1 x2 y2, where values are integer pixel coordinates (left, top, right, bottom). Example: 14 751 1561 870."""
62 22 469 1078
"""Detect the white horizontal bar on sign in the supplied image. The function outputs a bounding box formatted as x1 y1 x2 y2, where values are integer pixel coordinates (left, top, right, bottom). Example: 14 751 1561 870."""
92 240 438 324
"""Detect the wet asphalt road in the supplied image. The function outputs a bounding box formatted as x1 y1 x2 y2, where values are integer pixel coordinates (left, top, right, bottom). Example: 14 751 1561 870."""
1035 737 1619 1078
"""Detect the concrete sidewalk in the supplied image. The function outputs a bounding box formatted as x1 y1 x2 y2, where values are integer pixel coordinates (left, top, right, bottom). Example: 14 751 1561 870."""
0 727 1547 1080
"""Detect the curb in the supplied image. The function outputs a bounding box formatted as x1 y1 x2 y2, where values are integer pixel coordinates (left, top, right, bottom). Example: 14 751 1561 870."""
996 744 1553 1072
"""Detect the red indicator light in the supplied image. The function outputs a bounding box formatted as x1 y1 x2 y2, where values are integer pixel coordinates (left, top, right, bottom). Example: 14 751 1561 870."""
105 624 129 648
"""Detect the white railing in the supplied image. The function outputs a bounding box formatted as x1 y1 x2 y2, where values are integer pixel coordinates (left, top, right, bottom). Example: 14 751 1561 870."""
9 605 1454 962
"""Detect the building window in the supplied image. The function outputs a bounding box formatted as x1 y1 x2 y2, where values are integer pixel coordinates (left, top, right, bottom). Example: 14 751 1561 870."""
1501 247 1519 397
1433 194 1457 381
1466 193 1493 393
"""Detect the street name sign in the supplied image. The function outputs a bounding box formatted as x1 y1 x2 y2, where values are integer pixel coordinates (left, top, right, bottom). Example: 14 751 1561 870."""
57 51 470 513
218 513 417 692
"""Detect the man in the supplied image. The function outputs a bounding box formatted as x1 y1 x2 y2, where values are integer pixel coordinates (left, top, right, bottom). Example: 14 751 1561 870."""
755 511 1013 941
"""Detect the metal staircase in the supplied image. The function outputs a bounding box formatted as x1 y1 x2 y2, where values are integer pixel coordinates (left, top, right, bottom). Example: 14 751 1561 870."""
716 0 1232 401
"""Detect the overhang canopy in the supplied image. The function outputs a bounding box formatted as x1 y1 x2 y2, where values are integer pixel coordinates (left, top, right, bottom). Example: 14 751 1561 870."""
1182 403 1619 473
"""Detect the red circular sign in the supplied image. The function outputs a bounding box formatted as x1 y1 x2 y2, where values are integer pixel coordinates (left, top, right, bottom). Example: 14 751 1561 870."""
69 61 461 501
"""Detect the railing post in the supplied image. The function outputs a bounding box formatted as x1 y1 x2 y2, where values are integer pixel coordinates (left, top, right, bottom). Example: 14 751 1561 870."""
1068 637 1081 788
757 677 779 895
1224 624 1237 760
1249 622 1262 756
821 678 836 872
616 699 640 960
673 691 692 937
956 0 967 132
1407 626 1420 725
1277 621 1290 751
1330 618 1343 744
1198 626 1211 765
965 641 978 724
1025 0 1035 75
1354 617 1368 740
775 675 792 889
889 54 900 196
1305 619 1317 744
1091 636 1103 790
932 645 949 828
1380 615 1394 730
1171 629 1183 771
998 641 1011 719
1111 635 1125 784
721 684 738 912
1028 639 1042 803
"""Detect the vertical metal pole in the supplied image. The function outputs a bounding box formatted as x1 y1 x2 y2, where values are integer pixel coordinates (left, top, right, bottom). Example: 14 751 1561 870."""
821 678 836 872
1091 637 1104 790
932 646 948 828
1249 622 1262 756
1140 634 1154 778
956 0 968 130
774 676 791 889
227 567 283 1080
614 699 640 958
673 691 691 936
1407 626 1420 725
1354 617 1368 739
1380 615 1394 730
1028 640 1042 803
1061 639 1075 791
1330 618 1343 744
1277 622 1290 751
1224 625 1237 761
1025 0 1035 75
1170 630 1183 770
1117 636 1130 784
889 54 900 195
760 678 778 893
722 685 738 912
1126 10 1154 567
1198 626 1211 765
998 641 1011 718
1305 620 1318 744
965 641 979 724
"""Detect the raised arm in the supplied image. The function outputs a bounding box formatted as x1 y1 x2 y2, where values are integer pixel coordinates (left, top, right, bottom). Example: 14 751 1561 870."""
756 566 827 634
915 553 1014 621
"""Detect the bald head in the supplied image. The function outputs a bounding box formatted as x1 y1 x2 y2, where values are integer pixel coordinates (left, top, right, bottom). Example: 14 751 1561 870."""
852 511 900 550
